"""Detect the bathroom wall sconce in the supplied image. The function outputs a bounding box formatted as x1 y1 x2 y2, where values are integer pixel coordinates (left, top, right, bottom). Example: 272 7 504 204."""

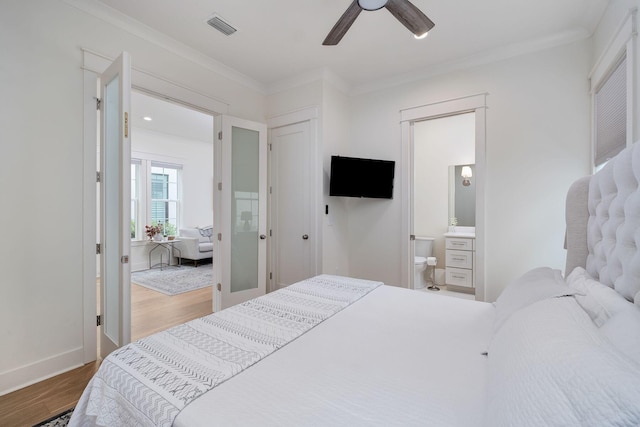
461 166 472 187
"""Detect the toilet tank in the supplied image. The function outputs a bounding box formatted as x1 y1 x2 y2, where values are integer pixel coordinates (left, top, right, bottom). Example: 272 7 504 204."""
415 237 435 257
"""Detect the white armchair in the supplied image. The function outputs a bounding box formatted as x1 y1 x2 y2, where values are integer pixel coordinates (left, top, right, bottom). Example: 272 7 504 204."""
174 226 213 267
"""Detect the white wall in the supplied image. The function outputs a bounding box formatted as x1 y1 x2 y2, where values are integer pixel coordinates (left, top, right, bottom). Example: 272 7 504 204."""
0 0 265 395
414 113 475 267
265 80 352 278
348 40 592 300
132 128 214 229
321 81 351 277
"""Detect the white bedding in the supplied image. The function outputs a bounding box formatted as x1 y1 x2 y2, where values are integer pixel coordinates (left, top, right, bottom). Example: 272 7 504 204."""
174 285 495 427
71 275 384 427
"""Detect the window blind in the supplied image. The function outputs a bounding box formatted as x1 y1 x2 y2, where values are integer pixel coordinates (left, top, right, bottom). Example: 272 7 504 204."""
594 55 627 166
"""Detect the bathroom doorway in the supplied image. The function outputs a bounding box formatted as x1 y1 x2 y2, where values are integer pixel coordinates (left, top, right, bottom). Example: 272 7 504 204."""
400 93 487 301
412 113 475 295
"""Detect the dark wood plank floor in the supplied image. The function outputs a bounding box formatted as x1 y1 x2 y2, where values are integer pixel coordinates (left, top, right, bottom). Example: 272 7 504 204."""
0 283 213 426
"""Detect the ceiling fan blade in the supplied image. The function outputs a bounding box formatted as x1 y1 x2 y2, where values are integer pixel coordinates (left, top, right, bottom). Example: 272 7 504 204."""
323 1 363 45
384 0 435 37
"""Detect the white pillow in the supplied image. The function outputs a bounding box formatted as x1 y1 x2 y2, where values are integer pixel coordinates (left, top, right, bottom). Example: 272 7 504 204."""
566 267 633 327
493 267 577 332
485 297 640 427
600 306 640 365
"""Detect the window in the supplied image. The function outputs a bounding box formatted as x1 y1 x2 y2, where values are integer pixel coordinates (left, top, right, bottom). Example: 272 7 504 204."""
151 164 179 236
594 54 627 168
131 158 182 240
590 10 635 171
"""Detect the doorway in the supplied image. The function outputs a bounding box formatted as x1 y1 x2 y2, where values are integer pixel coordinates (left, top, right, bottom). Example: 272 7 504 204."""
400 93 487 301
412 113 475 295
96 89 216 349
128 91 215 337
82 48 231 363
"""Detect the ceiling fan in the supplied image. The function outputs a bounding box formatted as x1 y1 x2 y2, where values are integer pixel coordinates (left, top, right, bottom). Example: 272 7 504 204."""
323 0 435 46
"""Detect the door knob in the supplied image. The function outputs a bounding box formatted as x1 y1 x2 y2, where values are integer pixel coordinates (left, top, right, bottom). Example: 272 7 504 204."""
259 234 267 239
302 234 309 240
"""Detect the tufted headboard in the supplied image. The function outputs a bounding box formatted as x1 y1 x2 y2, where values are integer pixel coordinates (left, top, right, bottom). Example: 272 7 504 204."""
565 142 640 302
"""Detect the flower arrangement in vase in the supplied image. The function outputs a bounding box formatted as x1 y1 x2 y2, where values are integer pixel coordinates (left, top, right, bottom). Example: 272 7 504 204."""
145 224 163 241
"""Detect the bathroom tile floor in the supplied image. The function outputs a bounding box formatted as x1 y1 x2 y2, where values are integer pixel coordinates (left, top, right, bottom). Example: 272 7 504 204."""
416 285 476 300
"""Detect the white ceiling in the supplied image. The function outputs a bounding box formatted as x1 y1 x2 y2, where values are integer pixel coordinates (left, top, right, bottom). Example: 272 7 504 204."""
131 91 214 143
105 0 609 142
96 0 609 94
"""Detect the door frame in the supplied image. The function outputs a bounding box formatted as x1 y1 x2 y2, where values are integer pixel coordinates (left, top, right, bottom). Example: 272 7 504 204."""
81 49 227 363
267 107 321 293
400 93 487 301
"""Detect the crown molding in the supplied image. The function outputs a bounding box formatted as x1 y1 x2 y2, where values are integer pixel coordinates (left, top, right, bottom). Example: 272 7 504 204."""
62 0 267 94
350 28 592 96
266 67 352 96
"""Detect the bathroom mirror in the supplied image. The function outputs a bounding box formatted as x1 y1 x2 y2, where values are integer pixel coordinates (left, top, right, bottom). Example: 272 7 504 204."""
448 164 476 227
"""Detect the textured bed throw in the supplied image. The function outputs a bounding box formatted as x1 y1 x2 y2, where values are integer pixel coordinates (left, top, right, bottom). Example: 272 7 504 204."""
70 275 382 427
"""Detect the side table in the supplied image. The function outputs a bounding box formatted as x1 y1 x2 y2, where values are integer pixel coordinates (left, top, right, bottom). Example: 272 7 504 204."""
148 239 182 270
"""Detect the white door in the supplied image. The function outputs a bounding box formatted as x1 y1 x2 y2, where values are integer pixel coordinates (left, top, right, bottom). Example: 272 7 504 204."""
99 52 132 357
270 121 314 289
215 116 268 310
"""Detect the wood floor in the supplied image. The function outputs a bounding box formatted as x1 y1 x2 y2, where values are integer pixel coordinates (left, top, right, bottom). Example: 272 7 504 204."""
0 282 213 427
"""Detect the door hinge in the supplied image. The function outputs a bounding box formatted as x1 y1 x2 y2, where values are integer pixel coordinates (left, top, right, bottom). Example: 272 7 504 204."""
269 143 272 151
121 255 129 264
218 233 222 241
96 243 101 254
269 186 272 194
97 315 102 326
218 131 222 140
96 171 101 183
269 272 272 280
217 283 222 291
218 182 222 191
96 97 101 110
269 229 272 237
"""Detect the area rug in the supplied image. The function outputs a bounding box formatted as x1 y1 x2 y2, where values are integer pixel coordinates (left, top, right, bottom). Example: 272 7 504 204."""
33 408 73 427
131 266 213 295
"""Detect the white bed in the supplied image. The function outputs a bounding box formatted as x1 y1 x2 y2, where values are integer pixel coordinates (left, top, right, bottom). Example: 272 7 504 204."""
70 142 640 427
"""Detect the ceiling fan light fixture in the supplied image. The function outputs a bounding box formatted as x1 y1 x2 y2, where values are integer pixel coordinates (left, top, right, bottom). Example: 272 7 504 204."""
358 0 388 11
414 31 429 39
324 0 434 46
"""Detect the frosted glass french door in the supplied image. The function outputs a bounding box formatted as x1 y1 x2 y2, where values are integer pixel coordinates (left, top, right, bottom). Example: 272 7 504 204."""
99 52 132 358
215 116 267 310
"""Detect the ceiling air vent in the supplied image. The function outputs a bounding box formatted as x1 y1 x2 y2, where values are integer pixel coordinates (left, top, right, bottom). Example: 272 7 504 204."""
206 14 237 36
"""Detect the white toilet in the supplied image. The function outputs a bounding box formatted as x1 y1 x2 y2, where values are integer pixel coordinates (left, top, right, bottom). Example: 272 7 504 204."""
414 237 435 289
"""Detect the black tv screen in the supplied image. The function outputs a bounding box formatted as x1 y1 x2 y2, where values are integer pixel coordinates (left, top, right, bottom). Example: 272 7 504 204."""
329 156 395 199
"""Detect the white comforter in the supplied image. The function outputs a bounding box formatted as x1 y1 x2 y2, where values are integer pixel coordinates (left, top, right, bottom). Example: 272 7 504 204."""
175 285 495 427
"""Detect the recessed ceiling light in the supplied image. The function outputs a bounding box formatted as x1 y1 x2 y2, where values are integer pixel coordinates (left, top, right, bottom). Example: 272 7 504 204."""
143 116 153 121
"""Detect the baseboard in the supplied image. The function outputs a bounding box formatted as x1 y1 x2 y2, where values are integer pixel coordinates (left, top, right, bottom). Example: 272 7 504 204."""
0 347 84 396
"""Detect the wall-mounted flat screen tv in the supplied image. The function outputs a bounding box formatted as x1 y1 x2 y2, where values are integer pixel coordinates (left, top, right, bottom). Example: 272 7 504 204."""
329 156 395 199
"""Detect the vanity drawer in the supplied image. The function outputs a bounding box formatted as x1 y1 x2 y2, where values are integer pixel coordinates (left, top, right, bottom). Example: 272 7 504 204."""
446 267 473 288
445 249 473 269
446 238 473 251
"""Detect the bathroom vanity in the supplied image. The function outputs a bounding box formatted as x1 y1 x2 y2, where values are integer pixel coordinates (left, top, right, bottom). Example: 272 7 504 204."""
444 229 475 292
